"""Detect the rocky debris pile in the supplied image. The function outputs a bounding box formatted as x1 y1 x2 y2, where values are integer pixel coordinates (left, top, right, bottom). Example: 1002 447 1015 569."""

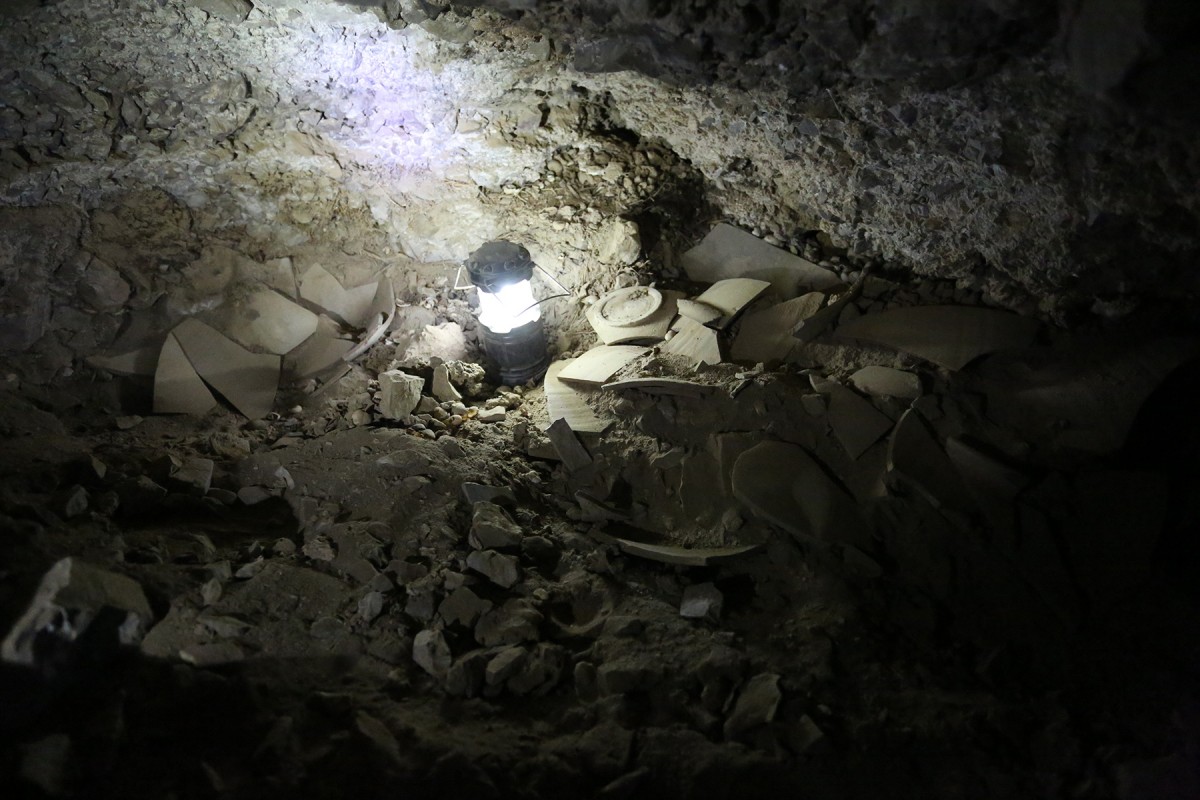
1 277 1197 799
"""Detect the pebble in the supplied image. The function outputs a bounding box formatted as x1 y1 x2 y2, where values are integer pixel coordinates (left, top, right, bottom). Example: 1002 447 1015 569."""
723 673 782 740
60 485 89 518
476 406 506 423
412 629 452 678
680 583 723 621
271 537 296 556
357 591 385 624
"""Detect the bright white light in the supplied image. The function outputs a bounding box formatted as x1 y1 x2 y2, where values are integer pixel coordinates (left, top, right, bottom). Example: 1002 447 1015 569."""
476 279 540 334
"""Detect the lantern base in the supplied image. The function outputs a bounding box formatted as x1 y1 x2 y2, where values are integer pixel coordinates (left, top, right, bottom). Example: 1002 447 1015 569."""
479 318 550 385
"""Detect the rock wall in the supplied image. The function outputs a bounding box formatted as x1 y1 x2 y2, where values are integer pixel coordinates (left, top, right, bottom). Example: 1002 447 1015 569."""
496 0 1200 310
0 0 1197 383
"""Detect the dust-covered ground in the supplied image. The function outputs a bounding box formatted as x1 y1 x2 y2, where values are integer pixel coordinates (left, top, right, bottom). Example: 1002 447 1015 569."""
2 266 1199 798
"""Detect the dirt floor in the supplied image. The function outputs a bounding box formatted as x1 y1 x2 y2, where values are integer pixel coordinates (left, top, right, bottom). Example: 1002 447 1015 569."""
2 269 1199 799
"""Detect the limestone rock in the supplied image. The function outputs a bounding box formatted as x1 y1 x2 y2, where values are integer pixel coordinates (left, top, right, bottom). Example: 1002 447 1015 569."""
378 370 424 419
444 649 490 697
470 502 522 550
412 629 452 678
485 645 527 686
507 643 566 695
723 673 782 740
167 457 215 497
474 599 542 647
476 406 506 423
2 558 153 668
680 583 723 621
438 586 492 628
76 259 130 312
432 363 462 403
466 549 521 588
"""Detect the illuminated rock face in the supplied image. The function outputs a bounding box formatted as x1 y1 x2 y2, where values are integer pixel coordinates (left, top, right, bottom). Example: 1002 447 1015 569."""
0 0 1197 383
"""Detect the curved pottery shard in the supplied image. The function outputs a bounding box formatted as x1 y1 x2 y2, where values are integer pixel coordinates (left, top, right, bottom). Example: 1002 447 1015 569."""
836 305 1038 370
732 440 868 547
154 333 217 416
172 318 279 420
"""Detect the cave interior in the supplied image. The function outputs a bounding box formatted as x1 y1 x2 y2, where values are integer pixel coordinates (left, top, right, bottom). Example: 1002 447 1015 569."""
1 1 1199 798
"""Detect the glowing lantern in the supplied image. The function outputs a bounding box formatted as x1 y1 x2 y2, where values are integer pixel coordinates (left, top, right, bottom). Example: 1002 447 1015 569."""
464 241 550 384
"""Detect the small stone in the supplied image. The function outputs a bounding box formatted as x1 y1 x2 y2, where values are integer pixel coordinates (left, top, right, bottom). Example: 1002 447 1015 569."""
302 537 336 562
474 599 542 647
415 396 440 414
442 571 467 592
466 550 521 588
357 591 385 624
404 575 439 622
169 457 214 497
60 485 89 518
234 558 266 579
507 643 565 695
432 363 462 403
115 415 143 430
76 261 130 314
485 645 527 686
1 558 153 668
723 673 782 740
680 583 723 621
476 406 506 423
378 370 424 419
237 486 272 505
449 402 468 416
444 649 490 697
412 629 452 678
438 586 492 628
271 538 296 556
470 502 522 550
200 577 223 606
271 467 295 491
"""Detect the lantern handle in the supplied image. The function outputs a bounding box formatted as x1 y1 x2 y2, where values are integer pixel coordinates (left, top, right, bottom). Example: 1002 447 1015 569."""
452 266 473 291
534 264 571 296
